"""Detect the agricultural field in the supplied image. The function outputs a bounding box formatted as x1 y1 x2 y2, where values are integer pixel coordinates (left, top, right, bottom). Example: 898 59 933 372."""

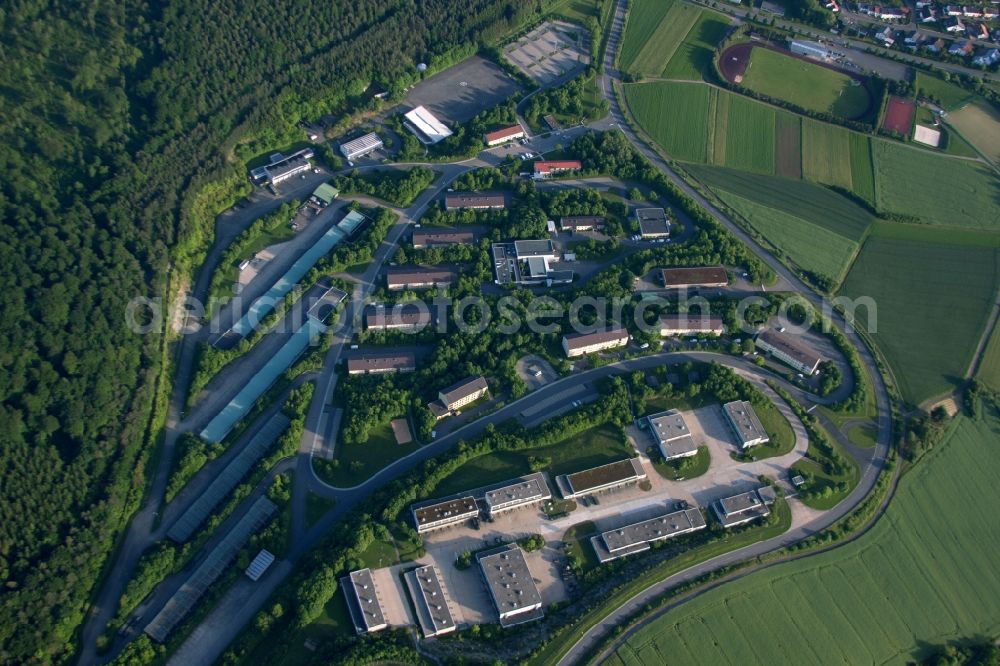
610 410 1000 665
618 0 675 74
802 119 853 190
947 101 1000 164
724 95 774 173
710 88 730 165
774 111 801 179
915 71 975 111
872 140 1000 230
740 47 871 119
628 2 697 78
848 133 876 206
839 224 998 404
977 321 1000 391
624 81 710 162
716 189 859 284
661 11 731 80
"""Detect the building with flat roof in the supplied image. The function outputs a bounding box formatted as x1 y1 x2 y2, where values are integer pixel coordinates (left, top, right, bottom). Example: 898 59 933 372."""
249 148 315 186
560 216 605 232
562 327 630 357
513 239 557 259
404 565 457 638
533 160 582 179
364 305 431 331
412 496 479 534
492 241 571 286
713 487 776 527
556 457 646 499
412 228 476 249
723 400 770 449
386 266 455 291
755 329 822 376
484 473 552 517
477 545 544 627
343 568 388 634
404 106 453 144
346 352 417 375
659 314 725 336
485 124 526 146
444 191 507 210
438 375 489 410
636 208 670 238
339 132 384 161
310 182 339 206
245 549 275 581
591 507 707 563
659 266 728 289
646 409 699 461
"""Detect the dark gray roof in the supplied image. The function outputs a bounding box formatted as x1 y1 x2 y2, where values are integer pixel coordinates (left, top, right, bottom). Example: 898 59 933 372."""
477 545 542 621
439 375 488 406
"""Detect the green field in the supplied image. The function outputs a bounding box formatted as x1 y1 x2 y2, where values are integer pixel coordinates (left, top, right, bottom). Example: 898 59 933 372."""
839 226 998 404
431 423 632 496
619 0 675 73
741 47 871 119
872 140 1000 230
687 166 875 241
612 410 1000 665
628 1 696 77
717 189 859 284
553 0 608 23
774 110 801 178
977 320 1000 391
725 95 774 173
661 11 730 80
801 118 853 190
318 420 418 487
848 132 876 205
624 82 710 162
915 71 975 111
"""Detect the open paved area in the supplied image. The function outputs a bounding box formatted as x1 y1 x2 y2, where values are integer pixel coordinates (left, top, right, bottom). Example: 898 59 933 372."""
503 20 590 85
403 56 524 124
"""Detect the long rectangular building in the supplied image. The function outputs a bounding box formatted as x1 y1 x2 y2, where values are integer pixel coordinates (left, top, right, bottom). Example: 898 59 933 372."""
444 191 507 210
556 457 646 499
713 486 776 527
659 266 728 289
477 545 544 627
637 208 670 238
484 473 551 517
345 352 416 375
722 400 770 449
339 132 383 160
412 227 477 249
364 305 432 331
659 314 725 336
343 568 388 634
591 507 707 563
646 409 698 461
560 216 605 232
412 496 479 533
756 329 822 375
386 266 455 291
404 565 457 637
562 327 630 357
404 106 453 144
438 375 489 410
484 124 526 146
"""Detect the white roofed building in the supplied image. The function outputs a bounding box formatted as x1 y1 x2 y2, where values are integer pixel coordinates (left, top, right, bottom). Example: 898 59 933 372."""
404 106 454 144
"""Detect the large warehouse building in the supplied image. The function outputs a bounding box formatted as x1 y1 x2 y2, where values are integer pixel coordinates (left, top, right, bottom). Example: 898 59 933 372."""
645 409 699 461
555 457 646 499
404 565 457 638
723 400 770 449
339 132 384 161
756 328 822 375
404 105 453 144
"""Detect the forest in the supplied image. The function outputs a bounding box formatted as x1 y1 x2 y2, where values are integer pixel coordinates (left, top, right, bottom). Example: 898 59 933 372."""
0 0 559 662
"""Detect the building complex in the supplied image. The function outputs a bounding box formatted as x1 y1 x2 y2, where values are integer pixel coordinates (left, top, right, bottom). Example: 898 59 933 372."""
590 507 707 563
345 351 417 375
249 148 315 186
555 458 646 499
492 239 573 286
645 409 699 460
561 327 630 357
712 486 777 527
343 568 389 634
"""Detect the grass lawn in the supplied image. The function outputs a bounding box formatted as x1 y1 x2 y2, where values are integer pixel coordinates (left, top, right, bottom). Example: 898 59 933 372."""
304 492 336 527
628 1 697 77
872 139 1000 230
740 399 794 460
357 537 398 570
838 225 998 404
610 412 1000 665
801 119 853 190
715 189 858 285
431 423 633 496
651 446 710 481
947 101 1000 164
563 521 600 574
742 47 871 119
318 420 419 487
848 132 876 206
624 82 710 162
915 71 975 111
724 94 774 174
619 0 675 73
976 319 1000 391
687 166 875 242
847 422 878 448
661 11 730 80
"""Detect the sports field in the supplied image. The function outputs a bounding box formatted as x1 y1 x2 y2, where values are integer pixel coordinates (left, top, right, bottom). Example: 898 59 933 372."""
661 11 730 80
725 95 774 173
624 82 710 162
872 140 1000 230
839 225 998 404
618 0 675 74
609 410 1000 665
740 47 870 119
802 119 853 189
717 189 858 284
947 101 1000 164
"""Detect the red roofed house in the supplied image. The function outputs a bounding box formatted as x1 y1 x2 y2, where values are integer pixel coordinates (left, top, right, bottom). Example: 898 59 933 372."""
533 160 583 180
484 124 526 147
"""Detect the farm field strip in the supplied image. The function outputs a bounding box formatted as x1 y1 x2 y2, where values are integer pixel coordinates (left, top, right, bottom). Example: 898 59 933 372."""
619 0 674 73
624 81 710 162
774 110 801 179
976 318 1000 390
614 413 1000 664
661 11 730 81
947 101 1000 164
629 2 698 77
711 88 730 165
802 118 853 190
724 94 774 173
848 132 876 205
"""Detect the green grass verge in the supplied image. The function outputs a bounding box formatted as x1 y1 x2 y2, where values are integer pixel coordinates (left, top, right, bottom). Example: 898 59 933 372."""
316 420 419 487
630 1 695 77
914 71 975 111
847 422 878 449
652 446 710 480
609 411 1000 665
838 225 998 404
304 492 336 528
976 318 1000 392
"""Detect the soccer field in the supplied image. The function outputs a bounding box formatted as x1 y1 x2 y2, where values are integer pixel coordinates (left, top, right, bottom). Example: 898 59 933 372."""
611 410 1000 665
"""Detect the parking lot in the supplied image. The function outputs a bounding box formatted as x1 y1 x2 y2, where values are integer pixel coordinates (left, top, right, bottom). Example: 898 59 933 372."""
403 56 524 124
503 20 590 85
